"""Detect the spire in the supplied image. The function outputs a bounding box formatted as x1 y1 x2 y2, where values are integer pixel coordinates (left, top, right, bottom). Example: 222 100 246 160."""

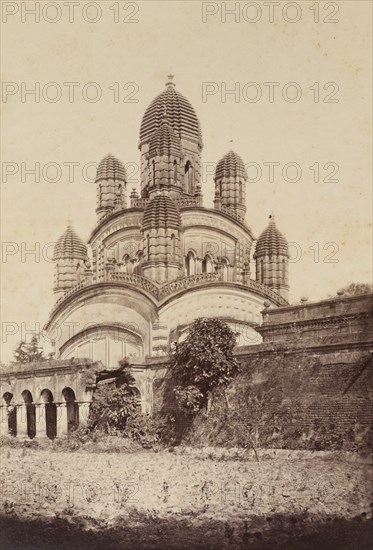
166 74 175 87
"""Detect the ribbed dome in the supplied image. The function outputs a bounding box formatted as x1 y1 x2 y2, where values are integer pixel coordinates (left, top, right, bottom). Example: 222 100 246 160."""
143 194 181 230
53 225 88 261
215 150 247 181
254 217 288 258
95 154 126 183
140 79 202 148
149 116 182 158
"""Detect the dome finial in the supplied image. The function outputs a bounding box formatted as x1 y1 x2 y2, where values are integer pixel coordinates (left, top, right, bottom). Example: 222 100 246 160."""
166 74 175 87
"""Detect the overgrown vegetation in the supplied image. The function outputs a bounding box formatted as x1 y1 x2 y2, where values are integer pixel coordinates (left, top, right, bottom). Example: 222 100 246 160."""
170 318 239 412
336 282 373 296
12 335 50 364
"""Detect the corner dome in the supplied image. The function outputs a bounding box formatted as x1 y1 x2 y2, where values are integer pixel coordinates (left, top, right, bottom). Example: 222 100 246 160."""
143 194 181 230
149 115 182 158
53 225 88 261
254 216 288 258
95 154 126 183
215 150 247 181
140 77 203 149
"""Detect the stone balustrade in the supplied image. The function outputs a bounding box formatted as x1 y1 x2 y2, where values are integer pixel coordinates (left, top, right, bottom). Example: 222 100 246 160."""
49 272 287 316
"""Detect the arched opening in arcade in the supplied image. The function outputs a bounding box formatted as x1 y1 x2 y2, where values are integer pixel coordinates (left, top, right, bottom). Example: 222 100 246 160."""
2 392 16 436
62 387 79 433
21 390 36 439
40 389 57 439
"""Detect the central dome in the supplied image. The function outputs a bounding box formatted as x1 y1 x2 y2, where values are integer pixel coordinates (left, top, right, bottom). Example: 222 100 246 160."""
140 78 203 149
149 116 182 158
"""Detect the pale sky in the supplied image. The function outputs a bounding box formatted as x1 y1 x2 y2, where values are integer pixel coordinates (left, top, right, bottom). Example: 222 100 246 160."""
1 0 372 363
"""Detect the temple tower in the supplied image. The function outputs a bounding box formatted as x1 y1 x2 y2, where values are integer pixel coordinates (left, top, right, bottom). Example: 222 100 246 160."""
53 225 89 296
254 215 289 301
141 192 182 283
95 154 127 221
214 150 247 222
139 76 203 199
146 111 184 199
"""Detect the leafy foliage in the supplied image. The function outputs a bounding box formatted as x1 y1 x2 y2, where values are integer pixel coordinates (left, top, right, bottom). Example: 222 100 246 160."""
88 367 139 433
173 386 204 413
124 414 170 449
170 318 239 413
13 335 46 364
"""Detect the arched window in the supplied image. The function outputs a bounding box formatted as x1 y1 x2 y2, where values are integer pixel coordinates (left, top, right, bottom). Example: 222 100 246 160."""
122 254 131 273
185 251 196 276
134 250 143 275
282 259 286 281
173 160 178 184
202 254 213 274
147 234 150 259
152 160 156 186
220 258 230 281
260 260 264 283
184 161 193 194
171 234 176 256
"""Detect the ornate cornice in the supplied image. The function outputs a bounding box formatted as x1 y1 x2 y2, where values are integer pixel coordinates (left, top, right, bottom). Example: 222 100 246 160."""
45 273 287 331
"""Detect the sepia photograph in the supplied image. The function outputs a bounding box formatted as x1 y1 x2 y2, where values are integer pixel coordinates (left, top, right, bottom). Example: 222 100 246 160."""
1 1 372 548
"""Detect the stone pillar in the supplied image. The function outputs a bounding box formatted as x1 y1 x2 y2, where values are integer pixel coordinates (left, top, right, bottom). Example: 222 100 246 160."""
17 404 29 439
77 402 90 427
35 404 47 438
0 406 9 436
56 403 68 438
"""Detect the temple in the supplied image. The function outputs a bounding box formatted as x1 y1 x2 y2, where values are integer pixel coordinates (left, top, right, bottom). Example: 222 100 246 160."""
1 76 301 437
47 75 290 366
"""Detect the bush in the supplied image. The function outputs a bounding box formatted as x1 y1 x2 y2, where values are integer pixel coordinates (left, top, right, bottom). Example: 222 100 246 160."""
88 382 138 434
124 414 171 449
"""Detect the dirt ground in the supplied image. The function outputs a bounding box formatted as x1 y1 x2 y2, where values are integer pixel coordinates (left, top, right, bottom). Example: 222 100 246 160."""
0 445 372 549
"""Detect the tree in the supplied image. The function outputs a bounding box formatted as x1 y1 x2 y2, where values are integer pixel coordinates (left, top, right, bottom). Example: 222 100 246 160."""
337 282 372 296
13 335 46 364
170 318 240 412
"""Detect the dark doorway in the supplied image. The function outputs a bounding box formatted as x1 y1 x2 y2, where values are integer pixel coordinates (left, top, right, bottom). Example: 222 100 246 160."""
40 389 57 439
22 390 36 439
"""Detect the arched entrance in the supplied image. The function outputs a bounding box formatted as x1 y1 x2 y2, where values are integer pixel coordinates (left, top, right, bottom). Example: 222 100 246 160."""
62 387 79 433
40 389 57 439
3 392 16 436
21 390 36 439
